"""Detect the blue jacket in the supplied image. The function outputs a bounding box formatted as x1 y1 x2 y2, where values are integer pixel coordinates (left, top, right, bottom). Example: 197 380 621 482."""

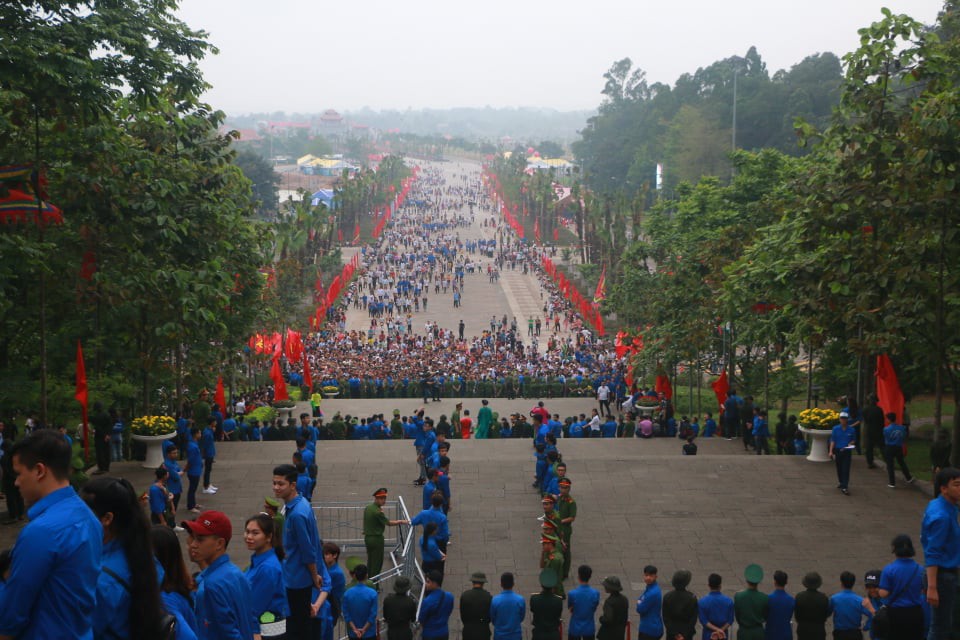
698 591 734 640
246 548 289 619
636 582 664 637
186 440 203 477
342 583 378 638
164 458 183 495
418 588 454 638
830 589 867 631
282 495 321 589
922 495 960 568
884 423 907 447
567 584 600 636
195 554 259 640
149 483 168 515
411 507 449 543
201 428 216 459
491 590 526 640
94 539 134 640
764 589 795 640
420 535 444 564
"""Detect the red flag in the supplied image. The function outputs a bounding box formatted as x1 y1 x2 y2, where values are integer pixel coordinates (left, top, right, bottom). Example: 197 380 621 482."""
655 374 673 400
214 376 226 415
711 370 729 410
303 356 313 391
337 228 343 243
353 223 360 243
271 357 289 401
593 265 606 304
876 355 905 423
553 227 559 242
615 332 629 358
534 217 541 243
285 329 303 362
75 341 89 457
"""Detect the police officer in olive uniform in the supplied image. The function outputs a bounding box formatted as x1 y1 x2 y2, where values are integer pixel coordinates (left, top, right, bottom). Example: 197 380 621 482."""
541 533 566 599
460 571 493 640
530 569 564 640
557 478 577 580
363 488 410 577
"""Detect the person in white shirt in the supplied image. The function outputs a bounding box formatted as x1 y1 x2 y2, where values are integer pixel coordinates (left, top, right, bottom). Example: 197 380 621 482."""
588 409 602 437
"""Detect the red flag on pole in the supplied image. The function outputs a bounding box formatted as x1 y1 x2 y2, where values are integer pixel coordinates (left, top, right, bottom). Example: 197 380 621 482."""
214 376 226 415
593 265 607 304
553 227 559 242
303 355 313 391
534 217 541 243
711 370 729 410
271 357 289 401
353 223 360 243
75 341 89 457
876 355 905 423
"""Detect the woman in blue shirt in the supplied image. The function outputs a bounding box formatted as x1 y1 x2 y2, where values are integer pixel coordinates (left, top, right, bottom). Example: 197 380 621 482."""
81 476 168 640
878 534 925 640
420 521 446 578
151 524 200 640
244 513 289 638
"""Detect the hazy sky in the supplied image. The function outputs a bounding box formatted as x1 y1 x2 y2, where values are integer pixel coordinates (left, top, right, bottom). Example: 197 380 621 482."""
175 0 945 114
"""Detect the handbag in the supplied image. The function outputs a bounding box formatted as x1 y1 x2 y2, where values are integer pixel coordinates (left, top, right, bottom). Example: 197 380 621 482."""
872 564 922 638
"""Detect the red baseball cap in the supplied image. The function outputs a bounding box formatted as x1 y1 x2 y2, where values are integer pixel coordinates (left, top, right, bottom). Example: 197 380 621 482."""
181 510 232 543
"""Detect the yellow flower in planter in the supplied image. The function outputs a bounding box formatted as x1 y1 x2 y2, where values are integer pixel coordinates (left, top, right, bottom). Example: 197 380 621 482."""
131 415 177 436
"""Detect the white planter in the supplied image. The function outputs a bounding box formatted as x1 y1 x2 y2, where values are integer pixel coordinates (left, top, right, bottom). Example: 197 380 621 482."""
131 432 177 469
324 391 340 398
798 426 832 462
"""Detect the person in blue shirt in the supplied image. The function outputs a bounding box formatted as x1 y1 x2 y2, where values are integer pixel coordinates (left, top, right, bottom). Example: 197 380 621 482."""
244 513 290 632
491 572 526 640
877 534 926 639
698 573 734 640
882 412 914 488
0 430 102 639
151 524 201 640
411 493 450 552
420 521 446 577
568 564 600 640
828 412 856 495
601 415 618 438
419 570 455 640
437 456 452 513
703 412 717 438
424 469 441 511
793 431 808 457
185 427 204 512
274 463 323 639
830 571 869 637
569 419 585 438
320 542 347 640
201 418 218 495
635 565 664 640
81 476 168 640
293 454 314 502
534 443 549 491
342 564 378 638
164 444 184 514
862 570 883 640
753 409 771 455
765 570 795 640
182 509 259 640
221 414 237 441
110 417 125 461
149 465 173 526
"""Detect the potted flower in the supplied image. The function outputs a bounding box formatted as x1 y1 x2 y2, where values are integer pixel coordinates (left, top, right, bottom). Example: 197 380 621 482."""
797 408 840 462
130 415 177 469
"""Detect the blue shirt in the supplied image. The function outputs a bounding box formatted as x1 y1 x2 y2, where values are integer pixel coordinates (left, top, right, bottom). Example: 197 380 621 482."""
300 447 316 469
567 584 600 635
830 589 867 631
165 458 183 495
698 591 734 640
418 588 454 637
879 558 925 608
186 440 203 477
327 562 346 607
883 423 907 447
636 582 664 637
94 539 134 640
246 548 290 619
601 420 618 438
922 495 960 568
0 486 103 639
149 483 168 515
411 506 449 542
420 535 444 563
342 583 378 637
704 418 717 437
161 590 199 640
201 427 216 459
194 554 259 640
491 590 526 640
423 480 439 511
298 471 314 502
764 589 794 640
830 424 855 450
282 495 321 588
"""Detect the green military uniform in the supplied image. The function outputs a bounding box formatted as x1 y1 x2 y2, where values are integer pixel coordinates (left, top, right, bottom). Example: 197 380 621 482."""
383 577 418 640
557 491 577 580
734 564 769 640
597 578 628 640
363 500 389 577
329 415 346 440
460 576 493 640
530 569 563 640
540 535 565 600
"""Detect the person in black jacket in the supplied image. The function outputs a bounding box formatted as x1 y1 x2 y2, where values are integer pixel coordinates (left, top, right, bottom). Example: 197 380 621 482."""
794 571 830 640
530 569 563 640
662 570 698 640
597 576 628 640
383 576 417 640
460 572 493 640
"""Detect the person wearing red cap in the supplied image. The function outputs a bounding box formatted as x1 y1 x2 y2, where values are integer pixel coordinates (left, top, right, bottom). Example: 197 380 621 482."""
182 509 258 639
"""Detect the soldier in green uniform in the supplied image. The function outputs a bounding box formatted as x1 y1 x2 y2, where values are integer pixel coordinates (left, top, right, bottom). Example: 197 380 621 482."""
541 533 566 599
597 576 628 640
363 488 410 578
383 576 418 640
460 571 493 640
557 478 577 580
530 568 564 640
329 412 347 440
733 564 769 640
345 556 377 590
263 496 285 544
540 496 564 568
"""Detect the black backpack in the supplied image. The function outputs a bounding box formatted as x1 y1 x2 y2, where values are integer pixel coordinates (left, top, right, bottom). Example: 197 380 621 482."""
102 566 177 640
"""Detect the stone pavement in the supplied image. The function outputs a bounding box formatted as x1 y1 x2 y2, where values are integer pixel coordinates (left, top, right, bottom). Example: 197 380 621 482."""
0 432 930 635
